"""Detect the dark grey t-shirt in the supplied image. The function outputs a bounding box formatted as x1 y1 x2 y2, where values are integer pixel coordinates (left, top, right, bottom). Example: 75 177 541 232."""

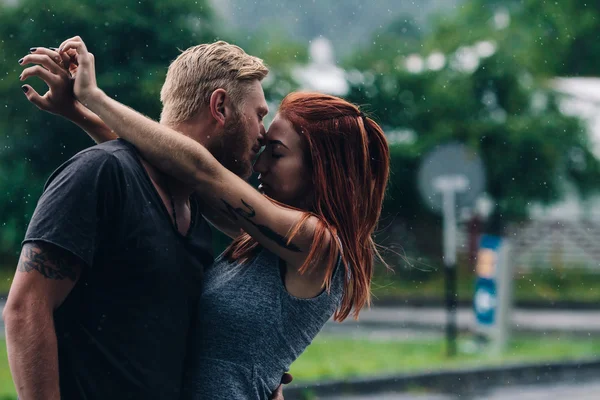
24 139 213 400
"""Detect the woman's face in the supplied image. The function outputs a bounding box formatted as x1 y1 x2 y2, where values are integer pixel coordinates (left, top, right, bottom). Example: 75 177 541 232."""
253 114 313 209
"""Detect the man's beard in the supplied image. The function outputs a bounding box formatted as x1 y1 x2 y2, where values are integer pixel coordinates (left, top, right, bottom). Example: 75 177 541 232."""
211 109 253 179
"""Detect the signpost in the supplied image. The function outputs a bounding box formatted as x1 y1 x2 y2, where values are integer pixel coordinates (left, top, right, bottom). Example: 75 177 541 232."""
417 143 486 356
474 234 513 353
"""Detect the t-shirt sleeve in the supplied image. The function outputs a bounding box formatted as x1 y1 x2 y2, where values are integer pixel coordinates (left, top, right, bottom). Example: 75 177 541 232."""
23 148 125 268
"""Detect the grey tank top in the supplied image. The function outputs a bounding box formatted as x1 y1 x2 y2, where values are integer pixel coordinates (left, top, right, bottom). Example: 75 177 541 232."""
184 247 344 399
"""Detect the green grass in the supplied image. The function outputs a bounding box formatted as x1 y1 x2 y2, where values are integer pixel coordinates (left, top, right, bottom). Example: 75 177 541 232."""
290 334 600 382
0 340 14 399
2 264 600 304
0 335 599 397
371 267 600 304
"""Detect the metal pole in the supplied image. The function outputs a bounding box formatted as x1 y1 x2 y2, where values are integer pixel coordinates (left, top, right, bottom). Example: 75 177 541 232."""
441 188 458 357
492 239 513 354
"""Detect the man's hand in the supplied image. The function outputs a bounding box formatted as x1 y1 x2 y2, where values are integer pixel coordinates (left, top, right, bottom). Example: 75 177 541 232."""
57 36 100 106
19 47 78 117
270 373 293 400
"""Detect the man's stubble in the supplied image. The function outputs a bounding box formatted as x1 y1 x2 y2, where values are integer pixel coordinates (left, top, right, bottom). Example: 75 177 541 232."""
210 107 253 179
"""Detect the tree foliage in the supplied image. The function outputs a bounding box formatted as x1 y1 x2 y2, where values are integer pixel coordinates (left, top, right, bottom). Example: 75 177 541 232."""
344 1 600 231
0 0 219 258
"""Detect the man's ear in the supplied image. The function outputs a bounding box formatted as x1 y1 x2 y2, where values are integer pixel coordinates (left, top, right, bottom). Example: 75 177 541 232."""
209 89 228 126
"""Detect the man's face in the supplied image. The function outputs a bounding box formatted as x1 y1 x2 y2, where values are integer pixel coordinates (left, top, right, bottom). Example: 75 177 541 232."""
218 80 268 179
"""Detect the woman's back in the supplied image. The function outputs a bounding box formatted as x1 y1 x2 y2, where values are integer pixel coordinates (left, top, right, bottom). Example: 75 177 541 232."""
185 248 344 399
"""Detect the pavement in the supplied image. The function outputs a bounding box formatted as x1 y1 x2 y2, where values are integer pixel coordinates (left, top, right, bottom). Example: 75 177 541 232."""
320 381 600 399
3 300 600 398
329 305 600 335
3 300 600 339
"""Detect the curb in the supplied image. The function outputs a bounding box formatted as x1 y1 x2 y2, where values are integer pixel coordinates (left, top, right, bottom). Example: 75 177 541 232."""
373 297 600 310
284 357 600 399
343 320 600 335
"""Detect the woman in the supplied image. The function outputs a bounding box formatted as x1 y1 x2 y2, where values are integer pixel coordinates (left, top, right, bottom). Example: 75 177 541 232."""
22 37 390 399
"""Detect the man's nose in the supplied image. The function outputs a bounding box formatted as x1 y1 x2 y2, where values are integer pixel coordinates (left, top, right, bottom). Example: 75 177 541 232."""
253 152 266 174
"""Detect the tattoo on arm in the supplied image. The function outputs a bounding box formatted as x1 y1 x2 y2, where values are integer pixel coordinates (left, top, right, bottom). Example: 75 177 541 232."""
17 243 81 281
220 198 301 252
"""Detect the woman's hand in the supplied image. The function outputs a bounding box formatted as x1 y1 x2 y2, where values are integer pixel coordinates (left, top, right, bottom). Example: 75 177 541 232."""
19 44 117 144
19 47 79 118
57 36 101 106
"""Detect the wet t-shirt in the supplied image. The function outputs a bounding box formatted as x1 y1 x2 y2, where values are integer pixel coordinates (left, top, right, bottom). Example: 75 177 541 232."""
23 139 213 400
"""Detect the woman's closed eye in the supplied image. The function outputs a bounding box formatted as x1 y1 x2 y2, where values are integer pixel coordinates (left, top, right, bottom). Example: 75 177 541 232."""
265 143 283 159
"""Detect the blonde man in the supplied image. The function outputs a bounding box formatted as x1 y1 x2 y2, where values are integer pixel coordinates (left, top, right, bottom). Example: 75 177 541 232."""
5 40 289 400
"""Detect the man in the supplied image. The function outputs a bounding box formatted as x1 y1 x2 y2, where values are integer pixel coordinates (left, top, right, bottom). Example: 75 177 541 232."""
4 40 288 399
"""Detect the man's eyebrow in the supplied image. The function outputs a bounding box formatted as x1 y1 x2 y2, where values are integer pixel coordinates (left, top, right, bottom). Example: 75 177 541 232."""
269 139 289 149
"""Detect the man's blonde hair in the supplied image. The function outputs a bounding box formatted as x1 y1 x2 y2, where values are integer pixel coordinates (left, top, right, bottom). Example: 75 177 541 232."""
160 41 269 124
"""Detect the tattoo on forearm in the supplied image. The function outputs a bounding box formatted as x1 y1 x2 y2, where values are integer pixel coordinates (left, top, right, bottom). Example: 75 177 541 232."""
220 198 301 252
17 243 80 281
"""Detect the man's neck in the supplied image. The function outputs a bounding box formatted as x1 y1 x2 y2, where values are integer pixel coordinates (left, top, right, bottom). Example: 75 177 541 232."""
140 159 193 203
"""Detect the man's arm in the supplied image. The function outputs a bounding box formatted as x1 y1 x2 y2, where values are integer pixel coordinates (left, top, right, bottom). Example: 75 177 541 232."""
3 242 83 400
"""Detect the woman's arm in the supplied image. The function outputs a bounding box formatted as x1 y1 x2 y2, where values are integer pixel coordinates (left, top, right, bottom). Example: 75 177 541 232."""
20 47 116 145
64 102 117 144
85 87 322 266
20 46 249 241
200 201 243 240
60 36 330 269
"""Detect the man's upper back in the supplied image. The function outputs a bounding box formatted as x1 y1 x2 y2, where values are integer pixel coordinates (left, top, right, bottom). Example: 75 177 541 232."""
24 139 213 399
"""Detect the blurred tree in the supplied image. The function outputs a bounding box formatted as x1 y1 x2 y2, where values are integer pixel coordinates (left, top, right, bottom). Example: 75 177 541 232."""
431 0 600 77
345 0 600 236
0 0 219 261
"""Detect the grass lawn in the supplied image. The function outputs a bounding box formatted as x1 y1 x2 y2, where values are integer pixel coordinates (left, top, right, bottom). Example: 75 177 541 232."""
290 334 600 382
0 341 14 399
371 267 600 304
1 335 599 398
2 264 600 305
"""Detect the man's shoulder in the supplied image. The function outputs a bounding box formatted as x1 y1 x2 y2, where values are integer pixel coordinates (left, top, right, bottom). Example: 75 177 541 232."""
60 139 143 176
73 139 137 164
44 140 141 189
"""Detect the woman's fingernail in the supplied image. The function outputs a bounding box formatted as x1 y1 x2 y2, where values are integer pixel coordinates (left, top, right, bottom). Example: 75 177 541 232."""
18 58 23 64
29 47 37 53
22 86 29 93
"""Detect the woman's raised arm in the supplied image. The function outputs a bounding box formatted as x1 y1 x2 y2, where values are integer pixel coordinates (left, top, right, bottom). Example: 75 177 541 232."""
58 36 331 270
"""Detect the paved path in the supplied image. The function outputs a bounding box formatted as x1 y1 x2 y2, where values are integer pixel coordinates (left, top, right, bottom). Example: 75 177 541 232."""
3 301 600 339
332 306 600 334
322 381 600 399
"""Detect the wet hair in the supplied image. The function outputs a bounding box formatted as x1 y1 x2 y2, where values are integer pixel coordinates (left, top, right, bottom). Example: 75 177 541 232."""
160 41 268 124
224 92 391 321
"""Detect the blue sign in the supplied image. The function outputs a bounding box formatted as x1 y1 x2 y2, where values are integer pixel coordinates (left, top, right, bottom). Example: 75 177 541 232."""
473 235 502 326
474 277 497 325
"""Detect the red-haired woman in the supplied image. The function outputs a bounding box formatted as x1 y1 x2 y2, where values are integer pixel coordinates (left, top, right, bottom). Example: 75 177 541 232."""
21 39 390 399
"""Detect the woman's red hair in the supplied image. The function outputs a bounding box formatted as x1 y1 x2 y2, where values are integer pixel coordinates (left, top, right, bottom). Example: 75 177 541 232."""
223 92 390 321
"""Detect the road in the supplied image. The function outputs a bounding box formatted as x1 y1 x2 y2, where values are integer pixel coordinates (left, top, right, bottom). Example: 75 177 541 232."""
3 301 600 339
330 306 600 334
322 381 600 399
